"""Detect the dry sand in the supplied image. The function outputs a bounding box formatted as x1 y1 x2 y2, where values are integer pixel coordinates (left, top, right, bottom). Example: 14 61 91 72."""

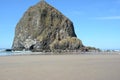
0 54 120 80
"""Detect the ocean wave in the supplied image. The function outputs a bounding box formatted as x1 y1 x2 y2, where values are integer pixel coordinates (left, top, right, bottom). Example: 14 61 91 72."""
0 49 6 52
0 49 31 56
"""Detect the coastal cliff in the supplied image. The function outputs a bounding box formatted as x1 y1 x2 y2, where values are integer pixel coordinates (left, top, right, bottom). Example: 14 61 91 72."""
12 1 84 52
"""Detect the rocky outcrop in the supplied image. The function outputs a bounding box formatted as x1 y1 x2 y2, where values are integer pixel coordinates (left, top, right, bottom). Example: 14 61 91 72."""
12 1 84 51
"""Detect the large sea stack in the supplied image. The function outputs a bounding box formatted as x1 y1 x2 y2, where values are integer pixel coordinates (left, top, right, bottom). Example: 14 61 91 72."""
12 1 84 52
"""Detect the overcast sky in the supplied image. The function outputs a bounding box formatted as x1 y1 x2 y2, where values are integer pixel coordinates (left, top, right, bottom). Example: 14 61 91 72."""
0 0 120 49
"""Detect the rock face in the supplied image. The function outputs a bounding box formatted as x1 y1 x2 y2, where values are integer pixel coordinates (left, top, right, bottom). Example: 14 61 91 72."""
12 1 84 51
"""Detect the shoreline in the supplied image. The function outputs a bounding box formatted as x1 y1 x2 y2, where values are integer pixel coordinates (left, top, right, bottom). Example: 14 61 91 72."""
0 51 120 57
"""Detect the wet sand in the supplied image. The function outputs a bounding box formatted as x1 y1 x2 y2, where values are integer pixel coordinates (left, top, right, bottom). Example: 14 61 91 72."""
0 54 120 80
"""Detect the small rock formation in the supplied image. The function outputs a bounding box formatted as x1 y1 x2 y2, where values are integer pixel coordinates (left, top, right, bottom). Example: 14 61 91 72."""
12 1 84 52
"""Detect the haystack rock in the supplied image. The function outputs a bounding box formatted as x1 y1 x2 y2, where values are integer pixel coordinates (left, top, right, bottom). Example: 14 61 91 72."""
12 1 84 52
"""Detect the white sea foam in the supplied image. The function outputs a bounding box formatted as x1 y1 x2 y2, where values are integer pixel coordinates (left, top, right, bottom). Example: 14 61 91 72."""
0 49 5 52
0 48 31 56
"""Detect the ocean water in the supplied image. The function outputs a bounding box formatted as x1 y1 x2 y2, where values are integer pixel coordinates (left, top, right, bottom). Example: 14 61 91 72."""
0 49 31 56
1 49 120 56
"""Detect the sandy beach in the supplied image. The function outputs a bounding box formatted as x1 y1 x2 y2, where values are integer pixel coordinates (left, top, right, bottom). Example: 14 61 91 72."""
0 54 120 80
